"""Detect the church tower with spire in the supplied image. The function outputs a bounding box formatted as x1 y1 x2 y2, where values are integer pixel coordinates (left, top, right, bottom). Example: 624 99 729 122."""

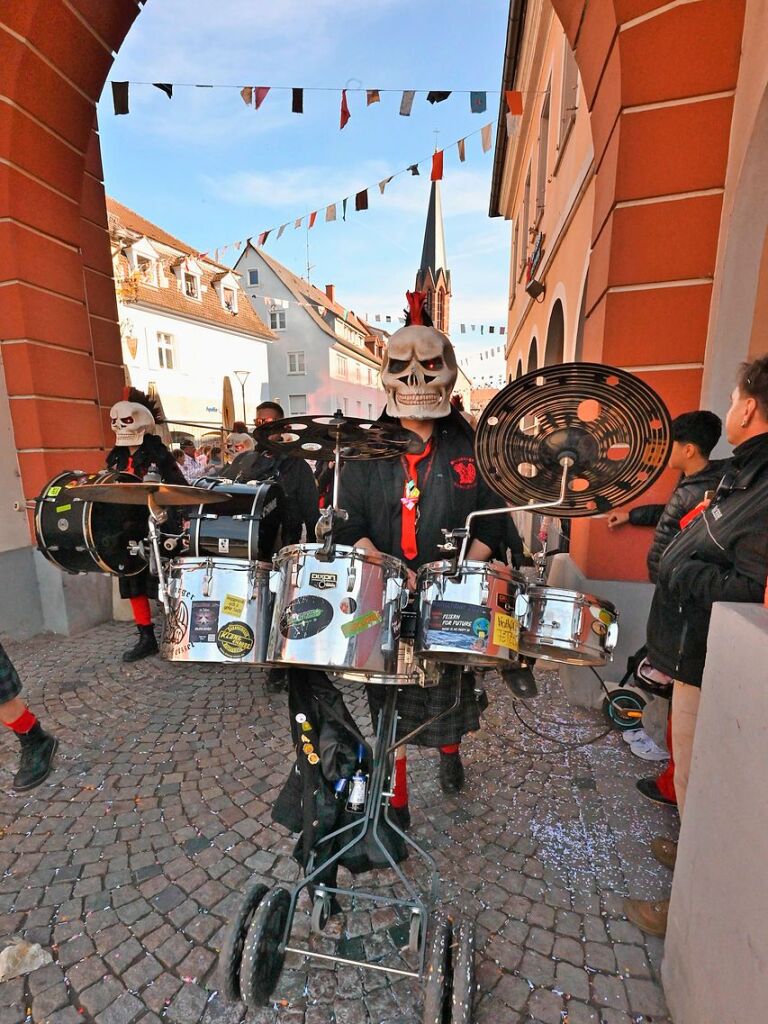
415 180 451 334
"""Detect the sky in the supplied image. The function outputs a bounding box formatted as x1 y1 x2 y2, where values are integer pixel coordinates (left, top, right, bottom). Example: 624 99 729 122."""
98 0 512 357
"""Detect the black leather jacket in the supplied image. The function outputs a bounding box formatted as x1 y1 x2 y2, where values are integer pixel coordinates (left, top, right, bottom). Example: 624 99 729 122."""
629 460 727 582
646 434 768 685
222 449 319 545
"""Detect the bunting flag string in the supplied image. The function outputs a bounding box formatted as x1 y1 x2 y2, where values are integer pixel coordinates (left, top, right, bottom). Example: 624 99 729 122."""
110 79 530 123
198 122 497 260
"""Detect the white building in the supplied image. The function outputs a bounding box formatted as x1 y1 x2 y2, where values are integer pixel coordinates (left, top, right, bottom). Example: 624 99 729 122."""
108 198 274 438
234 245 385 420
458 344 506 391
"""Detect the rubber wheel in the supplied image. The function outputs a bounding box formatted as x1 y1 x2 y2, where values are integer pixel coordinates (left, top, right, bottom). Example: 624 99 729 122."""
217 882 268 1002
409 909 425 955
450 919 476 1024
311 893 331 934
422 916 453 1024
239 886 292 1008
603 688 646 730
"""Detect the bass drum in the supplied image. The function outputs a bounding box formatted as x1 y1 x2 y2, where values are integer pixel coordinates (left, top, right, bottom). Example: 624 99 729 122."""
515 586 619 666
35 470 148 576
188 479 283 562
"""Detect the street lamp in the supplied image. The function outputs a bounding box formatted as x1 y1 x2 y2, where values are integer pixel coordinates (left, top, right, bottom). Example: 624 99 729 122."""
233 369 251 422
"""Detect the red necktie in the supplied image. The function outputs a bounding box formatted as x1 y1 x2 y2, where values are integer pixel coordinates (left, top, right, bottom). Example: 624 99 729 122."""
400 440 433 561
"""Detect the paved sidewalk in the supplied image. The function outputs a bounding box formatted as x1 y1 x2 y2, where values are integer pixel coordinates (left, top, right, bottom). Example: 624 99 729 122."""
0 624 675 1024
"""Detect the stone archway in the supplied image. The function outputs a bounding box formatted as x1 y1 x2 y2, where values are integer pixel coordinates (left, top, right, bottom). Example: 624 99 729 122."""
544 299 565 366
527 337 539 373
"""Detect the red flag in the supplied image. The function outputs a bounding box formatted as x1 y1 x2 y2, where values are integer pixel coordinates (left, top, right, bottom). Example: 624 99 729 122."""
355 189 368 211
255 87 270 110
257 230 269 246
340 89 351 129
309 211 318 228
431 150 444 181
505 90 523 115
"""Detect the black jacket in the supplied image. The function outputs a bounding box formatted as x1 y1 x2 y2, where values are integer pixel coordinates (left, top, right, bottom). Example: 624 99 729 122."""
629 460 727 582
646 434 768 685
335 408 505 568
222 449 319 545
106 433 187 485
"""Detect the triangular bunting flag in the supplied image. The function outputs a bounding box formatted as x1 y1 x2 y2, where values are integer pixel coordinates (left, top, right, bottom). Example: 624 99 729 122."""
378 176 393 194
427 91 451 104
355 189 368 211
153 83 173 98
342 198 348 221
489 326 495 334
457 138 466 162
340 89 351 129
292 88 303 113
500 326 506 335
460 324 466 334
255 87 270 109
257 230 269 246
277 223 287 239
309 211 318 228
481 123 493 153
112 82 129 115
366 90 380 105
431 150 444 182
469 91 486 113
408 164 420 176
399 90 415 116
240 86 253 106
325 204 337 222
505 90 523 115
235 241 242 251
294 217 303 229
506 112 519 139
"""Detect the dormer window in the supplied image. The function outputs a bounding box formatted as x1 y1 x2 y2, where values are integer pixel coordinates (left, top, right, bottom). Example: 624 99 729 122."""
136 255 157 286
223 286 237 313
126 236 161 287
184 272 200 299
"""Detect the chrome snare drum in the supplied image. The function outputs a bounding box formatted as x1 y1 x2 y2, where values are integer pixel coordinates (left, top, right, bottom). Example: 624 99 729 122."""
161 557 273 664
515 586 619 666
267 544 408 675
415 560 526 667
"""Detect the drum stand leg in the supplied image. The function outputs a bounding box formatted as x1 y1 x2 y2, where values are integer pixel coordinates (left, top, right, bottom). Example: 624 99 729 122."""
146 495 170 614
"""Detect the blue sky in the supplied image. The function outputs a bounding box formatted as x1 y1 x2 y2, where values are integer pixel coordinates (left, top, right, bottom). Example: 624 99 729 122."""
98 0 512 355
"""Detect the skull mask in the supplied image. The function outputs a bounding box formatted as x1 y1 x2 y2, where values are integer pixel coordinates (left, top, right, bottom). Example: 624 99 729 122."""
381 325 458 419
110 401 155 447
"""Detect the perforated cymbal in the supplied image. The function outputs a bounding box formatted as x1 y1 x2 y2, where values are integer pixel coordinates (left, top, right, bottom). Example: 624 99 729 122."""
68 483 229 506
475 362 672 517
253 412 422 460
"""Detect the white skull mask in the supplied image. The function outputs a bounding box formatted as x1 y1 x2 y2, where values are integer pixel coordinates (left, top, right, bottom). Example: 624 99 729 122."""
381 325 458 419
110 401 155 447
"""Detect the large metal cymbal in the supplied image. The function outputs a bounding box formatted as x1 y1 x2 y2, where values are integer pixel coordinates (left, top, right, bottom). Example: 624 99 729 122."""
68 483 229 506
475 362 673 517
253 411 423 460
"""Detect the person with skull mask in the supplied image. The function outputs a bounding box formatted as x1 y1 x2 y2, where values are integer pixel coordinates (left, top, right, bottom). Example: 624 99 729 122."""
335 292 507 804
106 388 187 662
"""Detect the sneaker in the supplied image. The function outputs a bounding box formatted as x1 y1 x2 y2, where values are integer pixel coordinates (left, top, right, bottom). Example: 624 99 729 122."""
636 777 677 807
623 727 647 744
629 734 669 762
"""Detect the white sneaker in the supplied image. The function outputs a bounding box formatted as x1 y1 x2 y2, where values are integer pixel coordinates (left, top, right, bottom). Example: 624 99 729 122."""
623 727 647 745
629 734 669 761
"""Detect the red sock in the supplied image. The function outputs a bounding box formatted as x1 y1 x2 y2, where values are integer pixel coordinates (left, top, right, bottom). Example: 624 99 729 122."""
391 755 409 808
129 596 152 627
4 708 37 734
656 716 677 803
440 744 460 755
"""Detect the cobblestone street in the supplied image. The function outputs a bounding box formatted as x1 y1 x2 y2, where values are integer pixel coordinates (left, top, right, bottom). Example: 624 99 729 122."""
0 624 675 1024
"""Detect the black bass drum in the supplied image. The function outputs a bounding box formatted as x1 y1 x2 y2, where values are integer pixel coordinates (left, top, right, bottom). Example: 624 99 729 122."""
188 478 284 562
35 470 148 576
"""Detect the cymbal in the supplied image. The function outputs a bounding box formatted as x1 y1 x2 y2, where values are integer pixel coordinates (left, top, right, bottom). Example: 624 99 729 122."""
253 411 423 460
68 483 230 506
475 362 672 517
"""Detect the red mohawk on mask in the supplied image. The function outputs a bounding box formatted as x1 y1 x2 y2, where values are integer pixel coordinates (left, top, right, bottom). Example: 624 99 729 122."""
404 290 433 327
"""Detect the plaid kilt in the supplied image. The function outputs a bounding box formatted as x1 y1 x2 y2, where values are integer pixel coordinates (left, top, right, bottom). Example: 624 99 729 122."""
367 669 481 748
0 642 22 703
118 565 157 600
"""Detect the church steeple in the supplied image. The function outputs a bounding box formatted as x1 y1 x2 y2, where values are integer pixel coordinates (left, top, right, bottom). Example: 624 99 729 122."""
415 180 451 334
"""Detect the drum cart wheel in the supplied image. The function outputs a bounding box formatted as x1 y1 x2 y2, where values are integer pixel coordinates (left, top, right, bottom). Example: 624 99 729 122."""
310 888 333 934
409 907 426 954
450 919 476 1024
239 886 292 1007
422 916 453 1024
217 881 268 1001
602 686 647 731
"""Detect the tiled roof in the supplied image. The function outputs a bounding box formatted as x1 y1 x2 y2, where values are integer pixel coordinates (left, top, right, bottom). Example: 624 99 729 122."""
107 198 274 341
243 245 382 365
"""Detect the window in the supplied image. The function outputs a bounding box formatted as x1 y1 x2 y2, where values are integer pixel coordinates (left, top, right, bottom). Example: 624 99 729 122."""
436 289 445 332
367 368 375 387
342 397 348 414
287 351 305 374
356 401 363 416
156 332 175 370
270 310 287 331
368 404 374 418
136 255 157 286
183 272 200 299
535 85 551 224
222 286 236 313
512 220 519 297
289 394 307 415
336 354 348 379
520 166 531 281
248 268 260 286
558 39 579 152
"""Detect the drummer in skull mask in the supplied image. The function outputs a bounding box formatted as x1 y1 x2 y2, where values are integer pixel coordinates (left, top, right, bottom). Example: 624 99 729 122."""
335 293 508 810
106 388 186 662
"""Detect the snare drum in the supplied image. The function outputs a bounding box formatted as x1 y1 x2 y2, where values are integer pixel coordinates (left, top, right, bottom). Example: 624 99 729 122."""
415 560 526 667
161 557 272 664
267 544 408 675
35 470 148 576
515 586 619 666
188 479 283 562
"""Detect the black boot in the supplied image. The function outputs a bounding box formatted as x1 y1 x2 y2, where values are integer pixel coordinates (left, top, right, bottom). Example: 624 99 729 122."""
14 723 59 792
388 804 411 831
123 625 158 663
439 751 465 794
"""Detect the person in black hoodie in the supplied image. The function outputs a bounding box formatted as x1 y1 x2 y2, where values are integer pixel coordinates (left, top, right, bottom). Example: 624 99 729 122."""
625 355 768 936
335 293 506 807
106 388 187 662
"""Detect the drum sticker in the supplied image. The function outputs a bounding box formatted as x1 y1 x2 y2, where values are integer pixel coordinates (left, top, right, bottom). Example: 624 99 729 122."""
340 610 382 639
279 596 334 640
493 612 520 652
339 597 357 615
427 601 490 650
55 504 72 513
591 620 608 638
222 593 246 617
216 621 255 658
218 537 230 554
48 486 61 497
190 601 220 643
309 572 338 591
164 600 190 647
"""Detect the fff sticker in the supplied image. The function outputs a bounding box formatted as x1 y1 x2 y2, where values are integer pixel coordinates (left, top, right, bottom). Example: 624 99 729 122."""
216 621 255 659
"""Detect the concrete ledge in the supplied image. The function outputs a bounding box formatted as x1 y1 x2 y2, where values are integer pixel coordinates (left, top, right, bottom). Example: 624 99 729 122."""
663 602 768 1023
0 546 45 639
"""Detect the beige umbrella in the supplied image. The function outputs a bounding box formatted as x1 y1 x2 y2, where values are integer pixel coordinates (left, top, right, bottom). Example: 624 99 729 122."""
222 376 236 431
147 382 173 446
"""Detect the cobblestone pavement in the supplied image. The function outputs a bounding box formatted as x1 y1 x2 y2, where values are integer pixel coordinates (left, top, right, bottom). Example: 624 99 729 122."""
0 624 676 1024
